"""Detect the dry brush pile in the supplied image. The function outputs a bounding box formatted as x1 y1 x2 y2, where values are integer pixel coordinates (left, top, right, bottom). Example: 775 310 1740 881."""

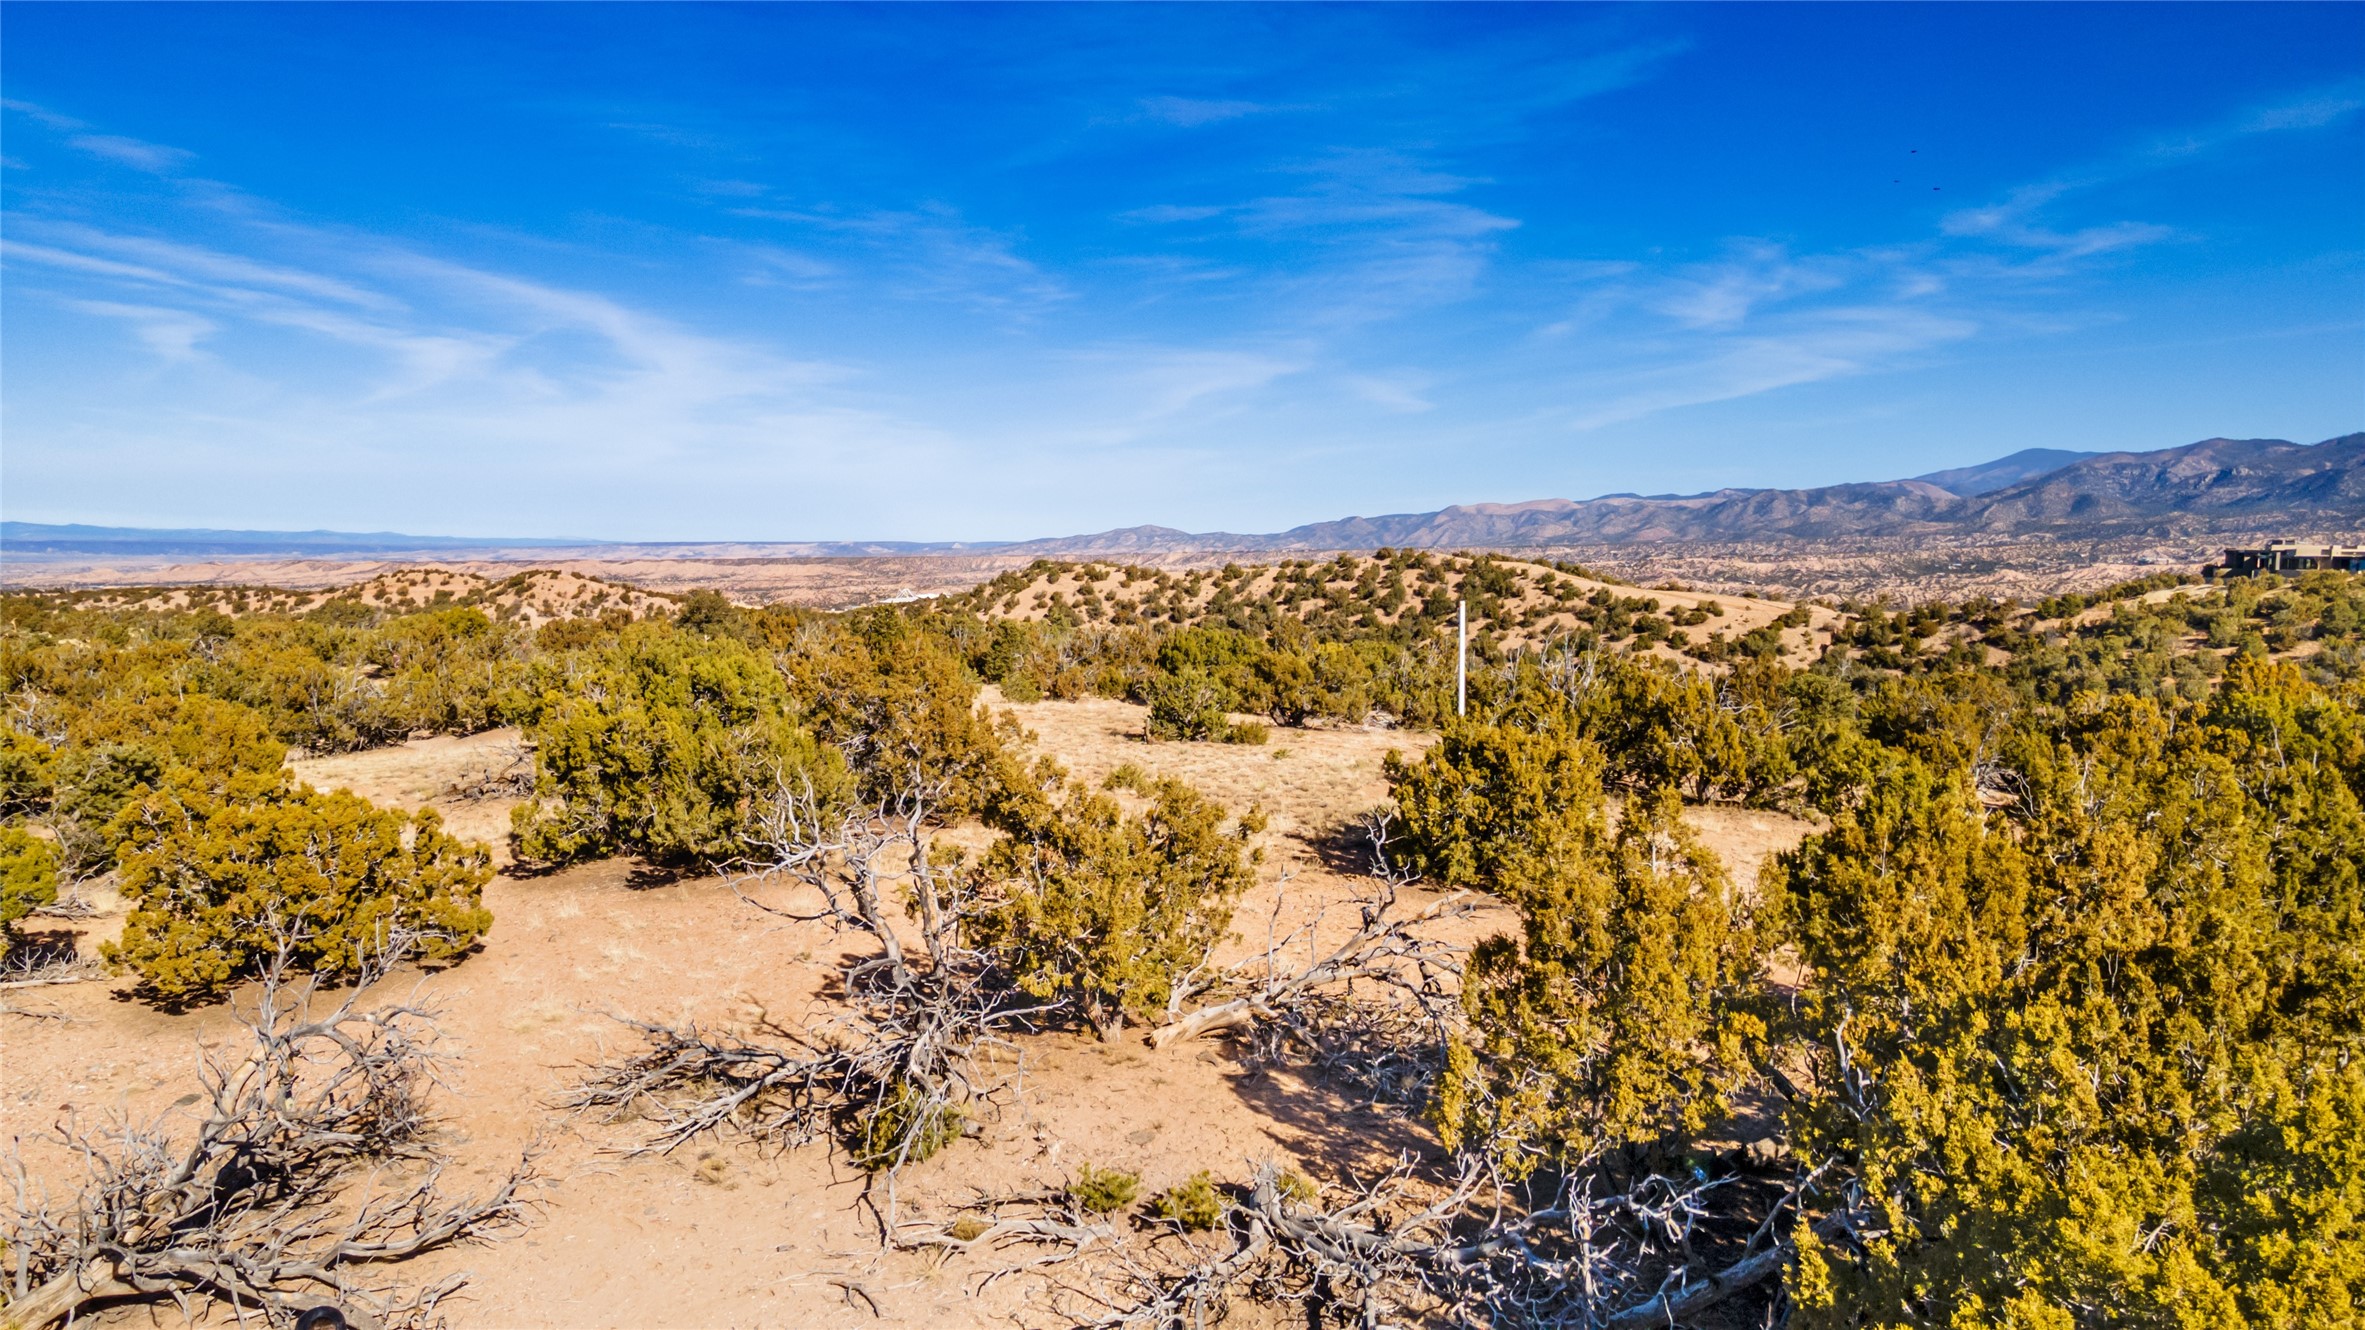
3 938 534 1329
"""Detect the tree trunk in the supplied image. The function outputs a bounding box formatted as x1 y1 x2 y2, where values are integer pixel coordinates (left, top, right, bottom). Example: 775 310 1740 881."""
4 1263 139 1330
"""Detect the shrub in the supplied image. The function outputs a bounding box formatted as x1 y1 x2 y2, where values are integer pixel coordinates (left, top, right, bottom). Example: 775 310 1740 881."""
777 613 1026 817
105 774 493 1004
849 1079 966 1172
1768 674 2365 1326
1275 1169 1317 1206
1150 1171 1225 1230
0 824 58 933
1383 721 1605 889
1069 1164 1141 1215
201 632 401 754
67 691 289 782
369 607 524 735
1437 785 1762 1174
0 726 55 816
975 774 1263 1034
1143 669 1236 741
1588 659 1736 796
673 588 745 638
1256 650 1319 726
509 624 851 866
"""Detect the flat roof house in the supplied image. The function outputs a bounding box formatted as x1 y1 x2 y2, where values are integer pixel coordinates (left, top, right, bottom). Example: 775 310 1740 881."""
2218 540 2365 576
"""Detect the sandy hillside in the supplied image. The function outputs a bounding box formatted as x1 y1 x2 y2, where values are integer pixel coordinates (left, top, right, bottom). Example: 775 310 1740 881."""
959 556 1841 667
0 553 1039 612
35 567 681 629
3 701 1810 1329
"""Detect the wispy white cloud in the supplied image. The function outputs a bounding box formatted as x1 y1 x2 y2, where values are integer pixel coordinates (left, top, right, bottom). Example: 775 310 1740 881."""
1652 245 1851 331
735 243 840 289
1138 95 1271 127
1513 82 2365 435
64 299 218 362
1940 202 2173 265
1522 235 2007 433
1342 370 1435 414
2152 79 2365 156
1120 148 1519 335
730 201 1069 315
4 238 187 287
1235 150 1516 239
1561 306 1979 432
1 97 84 131
65 133 193 173
1120 203 1228 225
9 193 908 486
1063 345 1307 435
691 178 771 199
1938 78 2365 268
38 222 399 308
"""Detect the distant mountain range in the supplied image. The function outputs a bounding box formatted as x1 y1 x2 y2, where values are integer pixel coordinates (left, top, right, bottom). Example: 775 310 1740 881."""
1010 433 2360 553
4 434 2357 561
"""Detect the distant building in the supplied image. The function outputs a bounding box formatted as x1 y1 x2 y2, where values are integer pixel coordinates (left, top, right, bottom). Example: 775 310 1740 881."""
2217 540 2365 576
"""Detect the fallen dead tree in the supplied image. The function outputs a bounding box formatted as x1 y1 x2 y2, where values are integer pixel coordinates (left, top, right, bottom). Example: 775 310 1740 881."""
896 1185 1123 1286
1149 809 1466 1046
1145 876 1469 1053
1060 1158 1851 1330
1 936 535 1329
561 778 1047 1224
445 739 535 802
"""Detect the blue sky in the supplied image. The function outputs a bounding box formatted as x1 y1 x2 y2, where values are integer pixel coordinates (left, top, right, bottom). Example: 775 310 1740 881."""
4 3 2360 542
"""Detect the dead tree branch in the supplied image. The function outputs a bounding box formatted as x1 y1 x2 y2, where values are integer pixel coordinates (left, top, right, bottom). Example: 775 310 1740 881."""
1147 816 1469 1053
446 740 534 802
1 936 535 1329
562 776 1048 1230
1065 1155 1847 1330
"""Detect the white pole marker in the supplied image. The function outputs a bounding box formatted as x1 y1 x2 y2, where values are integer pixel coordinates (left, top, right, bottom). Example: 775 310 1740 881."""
1457 597 1467 718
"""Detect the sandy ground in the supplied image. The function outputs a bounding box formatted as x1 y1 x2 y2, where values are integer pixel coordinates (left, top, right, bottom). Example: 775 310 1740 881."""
2 703 1810 1329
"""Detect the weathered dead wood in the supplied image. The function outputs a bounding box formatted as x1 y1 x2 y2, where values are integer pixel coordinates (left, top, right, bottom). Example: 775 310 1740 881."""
446 740 534 802
563 778 1047 1232
1598 1226 1797 1328
1146 879 1470 1051
1 937 536 1330
1060 1154 1847 1330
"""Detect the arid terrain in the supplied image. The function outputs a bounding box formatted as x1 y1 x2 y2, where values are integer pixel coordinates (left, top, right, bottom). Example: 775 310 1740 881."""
0 530 2294 611
959 556 1842 664
2 695 1809 1328
0 553 1040 612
